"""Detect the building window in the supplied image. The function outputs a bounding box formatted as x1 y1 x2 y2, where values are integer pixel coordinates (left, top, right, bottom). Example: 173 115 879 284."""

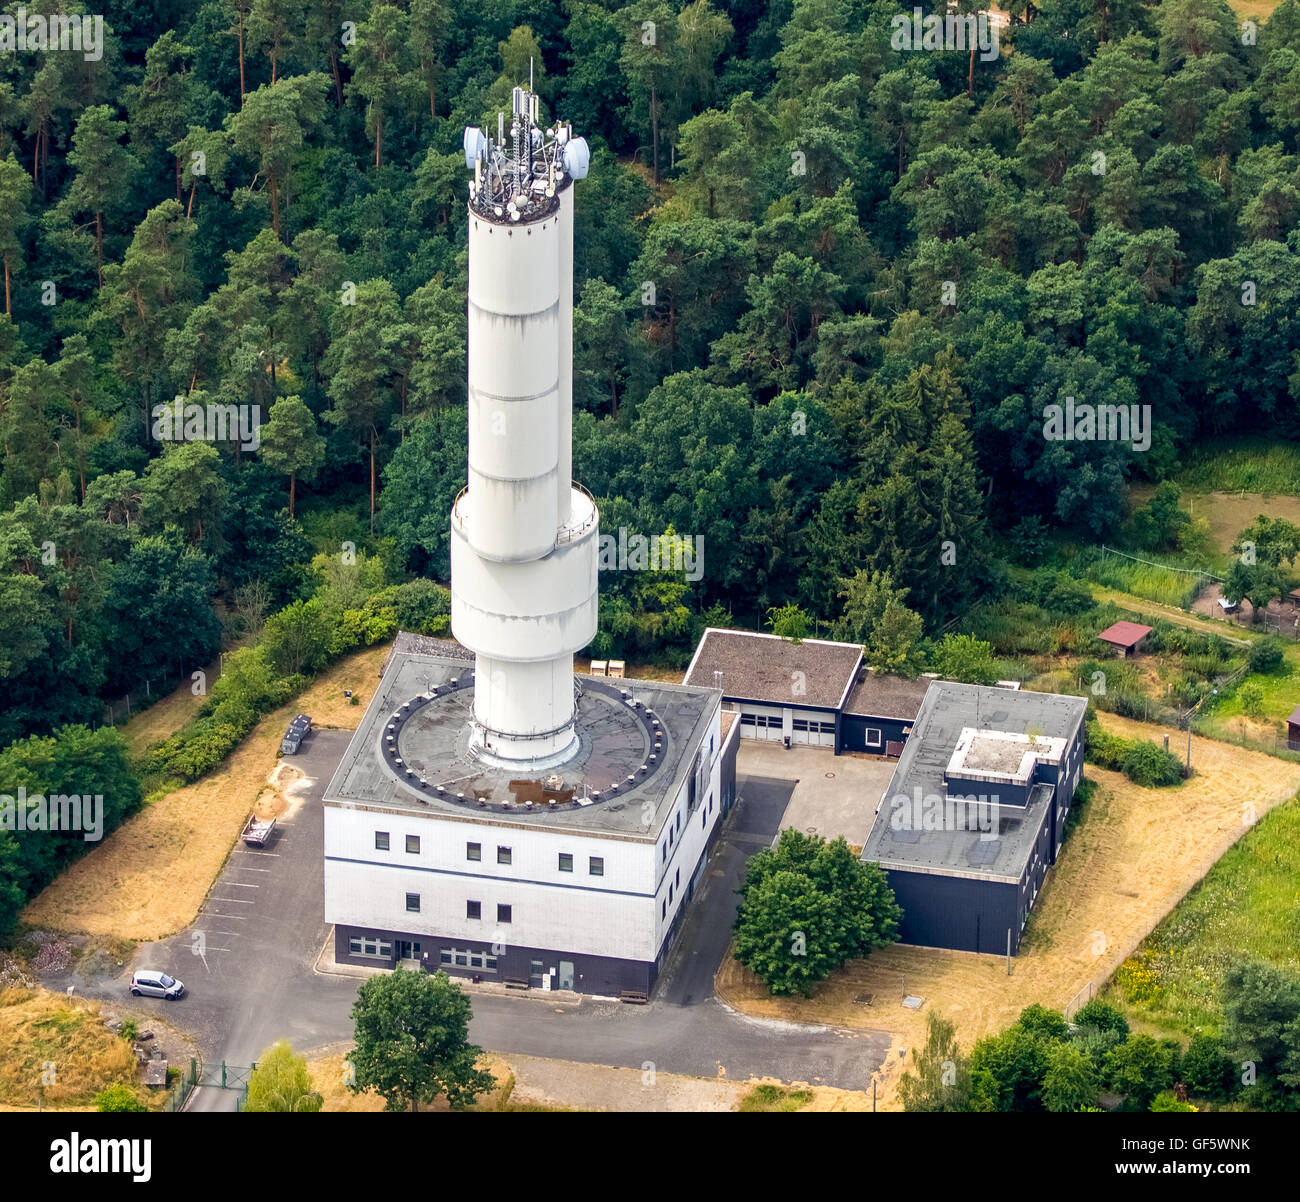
467 900 481 920
406 893 420 912
467 842 481 861
669 884 674 903
349 936 393 959
374 831 389 851
497 846 512 865
661 900 666 919
702 810 706 829
662 842 667 863
406 834 421 854
818 722 835 734
559 853 573 873
440 948 497 972
865 728 883 748
589 856 604 876
792 719 810 732
497 904 512 924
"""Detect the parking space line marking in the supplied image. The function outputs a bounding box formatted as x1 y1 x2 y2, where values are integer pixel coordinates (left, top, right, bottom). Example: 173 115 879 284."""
224 882 259 888
229 866 272 872
236 850 280 857
198 912 248 920
208 897 255 904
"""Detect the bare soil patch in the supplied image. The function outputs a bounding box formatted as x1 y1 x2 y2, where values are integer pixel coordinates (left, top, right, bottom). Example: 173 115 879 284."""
717 715 1300 1109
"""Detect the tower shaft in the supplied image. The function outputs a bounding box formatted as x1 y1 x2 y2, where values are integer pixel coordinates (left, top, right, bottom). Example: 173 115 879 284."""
450 93 596 766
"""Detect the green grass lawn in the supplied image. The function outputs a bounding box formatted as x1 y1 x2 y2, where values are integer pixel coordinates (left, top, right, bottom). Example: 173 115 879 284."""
1102 797 1300 1037
1079 554 1209 609
1208 659 1299 726
1177 436 1300 497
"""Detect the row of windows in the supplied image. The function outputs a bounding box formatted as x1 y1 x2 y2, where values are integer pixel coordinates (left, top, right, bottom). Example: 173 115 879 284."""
441 948 498 971
741 714 835 734
349 937 392 958
378 833 605 878
465 900 511 923
790 719 838 735
402 893 513 924
557 852 604 875
464 842 513 864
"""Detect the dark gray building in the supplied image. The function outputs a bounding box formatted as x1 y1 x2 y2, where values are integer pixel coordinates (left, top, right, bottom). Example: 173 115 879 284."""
860 682 1087 956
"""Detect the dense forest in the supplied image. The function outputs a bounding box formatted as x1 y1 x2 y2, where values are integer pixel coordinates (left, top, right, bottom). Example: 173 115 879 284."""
0 0 1298 755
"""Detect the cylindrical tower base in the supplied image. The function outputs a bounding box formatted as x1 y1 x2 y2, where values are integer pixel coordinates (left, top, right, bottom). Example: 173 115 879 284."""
469 654 579 764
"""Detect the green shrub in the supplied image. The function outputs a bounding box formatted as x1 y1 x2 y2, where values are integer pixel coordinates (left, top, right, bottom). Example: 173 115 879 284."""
1181 1034 1235 1100
1238 682 1265 718
1122 739 1185 787
1248 637 1287 675
1073 999 1130 1038
95 1083 147 1112
392 579 452 634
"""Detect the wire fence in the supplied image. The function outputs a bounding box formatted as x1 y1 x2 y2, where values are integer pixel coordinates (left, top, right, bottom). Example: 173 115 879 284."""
1064 981 1095 1020
1098 545 1220 581
161 1058 201 1112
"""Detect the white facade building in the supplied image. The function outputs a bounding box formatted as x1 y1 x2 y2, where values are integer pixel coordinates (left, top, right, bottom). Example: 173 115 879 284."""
323 648 737 994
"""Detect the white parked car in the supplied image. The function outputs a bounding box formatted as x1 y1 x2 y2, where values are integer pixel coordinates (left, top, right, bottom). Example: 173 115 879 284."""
130 970 185 1000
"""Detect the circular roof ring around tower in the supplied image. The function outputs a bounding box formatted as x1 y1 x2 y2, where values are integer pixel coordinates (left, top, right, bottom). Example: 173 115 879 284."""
378 674 667 816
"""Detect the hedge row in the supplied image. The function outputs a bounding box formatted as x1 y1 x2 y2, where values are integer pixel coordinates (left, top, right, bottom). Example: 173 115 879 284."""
1084 711 1186 787
146 579 451 783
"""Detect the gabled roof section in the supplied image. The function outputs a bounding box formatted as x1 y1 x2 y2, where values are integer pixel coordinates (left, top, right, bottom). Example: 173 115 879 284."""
683 628 862 711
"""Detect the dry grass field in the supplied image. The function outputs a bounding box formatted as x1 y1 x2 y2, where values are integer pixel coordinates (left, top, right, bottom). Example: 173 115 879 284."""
1187 492 1300 557
0 987 146 1110
717 715 1300 1109
21 643 390 940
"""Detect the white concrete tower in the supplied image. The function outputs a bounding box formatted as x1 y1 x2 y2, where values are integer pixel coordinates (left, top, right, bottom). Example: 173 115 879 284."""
451 88 597 767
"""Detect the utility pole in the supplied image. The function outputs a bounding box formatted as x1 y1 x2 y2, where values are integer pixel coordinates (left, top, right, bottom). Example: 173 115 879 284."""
1006 928 1011 975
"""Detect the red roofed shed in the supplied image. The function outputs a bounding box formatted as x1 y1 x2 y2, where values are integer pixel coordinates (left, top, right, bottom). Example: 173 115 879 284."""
1097 620 1154 658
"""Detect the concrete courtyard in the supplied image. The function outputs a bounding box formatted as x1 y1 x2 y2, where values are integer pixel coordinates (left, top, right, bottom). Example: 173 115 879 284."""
736 741 897 848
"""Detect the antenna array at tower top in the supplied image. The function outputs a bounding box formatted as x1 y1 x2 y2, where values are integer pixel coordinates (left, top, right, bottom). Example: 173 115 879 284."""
463 86 590 223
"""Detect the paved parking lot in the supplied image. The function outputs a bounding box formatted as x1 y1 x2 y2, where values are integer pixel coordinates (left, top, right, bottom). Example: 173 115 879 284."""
737 741 898 847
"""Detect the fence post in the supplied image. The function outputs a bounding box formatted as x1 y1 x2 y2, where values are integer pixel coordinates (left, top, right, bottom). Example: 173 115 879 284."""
221 1060 227 1089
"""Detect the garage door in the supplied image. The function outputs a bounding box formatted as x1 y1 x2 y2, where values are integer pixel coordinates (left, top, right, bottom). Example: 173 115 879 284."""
792 717 835 746
740 713 783 740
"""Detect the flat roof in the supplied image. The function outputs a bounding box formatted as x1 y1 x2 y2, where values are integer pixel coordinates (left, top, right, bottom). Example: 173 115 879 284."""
325 644 720 840
1097 620 1153 647
860 682 1088 883
843 671 931 720
683 628 862 711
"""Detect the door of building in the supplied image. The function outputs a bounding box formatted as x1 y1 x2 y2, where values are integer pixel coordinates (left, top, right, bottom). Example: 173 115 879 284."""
395 940 420 962
558 960 575 990
529 960 544 989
